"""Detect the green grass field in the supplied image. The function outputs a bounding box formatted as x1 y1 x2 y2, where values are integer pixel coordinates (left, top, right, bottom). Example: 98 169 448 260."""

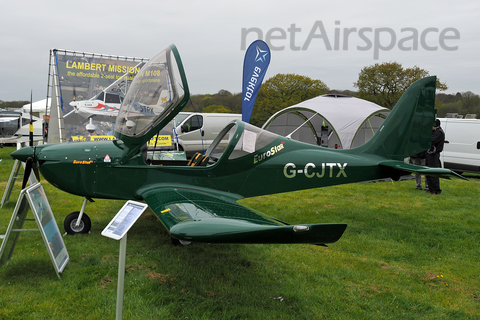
0 146 479 319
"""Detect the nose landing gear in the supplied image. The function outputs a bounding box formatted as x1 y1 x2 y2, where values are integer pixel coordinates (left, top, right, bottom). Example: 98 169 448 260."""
63 197 94 234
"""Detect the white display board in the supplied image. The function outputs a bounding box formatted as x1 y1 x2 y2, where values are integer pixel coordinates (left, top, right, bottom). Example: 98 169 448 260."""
101 200 148 320
101 200 148 240
0 183 69 277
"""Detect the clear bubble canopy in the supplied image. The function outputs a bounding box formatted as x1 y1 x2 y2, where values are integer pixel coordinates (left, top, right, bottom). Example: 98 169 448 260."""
114 45 186 139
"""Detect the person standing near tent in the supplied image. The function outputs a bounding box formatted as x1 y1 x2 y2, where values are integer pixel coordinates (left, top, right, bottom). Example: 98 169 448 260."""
425 119 445 195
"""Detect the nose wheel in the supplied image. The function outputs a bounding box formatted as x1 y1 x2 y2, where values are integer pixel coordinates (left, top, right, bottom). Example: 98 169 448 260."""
63 211 92 235
64 211 92 234
64 197 94 235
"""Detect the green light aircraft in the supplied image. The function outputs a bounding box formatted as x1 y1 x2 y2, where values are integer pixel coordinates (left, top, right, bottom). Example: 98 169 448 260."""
11 44 464 246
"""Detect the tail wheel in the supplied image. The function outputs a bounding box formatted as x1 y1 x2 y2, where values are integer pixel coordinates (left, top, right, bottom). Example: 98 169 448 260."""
64 211 92 235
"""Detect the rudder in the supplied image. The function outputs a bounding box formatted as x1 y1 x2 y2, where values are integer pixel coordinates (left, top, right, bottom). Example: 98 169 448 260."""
354 76 437 160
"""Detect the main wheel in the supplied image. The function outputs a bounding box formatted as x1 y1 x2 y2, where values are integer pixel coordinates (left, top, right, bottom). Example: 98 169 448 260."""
64 211 92 235
171 237 191 246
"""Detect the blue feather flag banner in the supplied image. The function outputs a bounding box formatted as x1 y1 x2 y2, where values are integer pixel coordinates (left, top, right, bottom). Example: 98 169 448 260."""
242 40 271 123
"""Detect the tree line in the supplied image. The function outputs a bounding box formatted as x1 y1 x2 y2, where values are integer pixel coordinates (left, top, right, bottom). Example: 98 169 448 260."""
187 62 479 126
0 100 29 110
2 62 478 126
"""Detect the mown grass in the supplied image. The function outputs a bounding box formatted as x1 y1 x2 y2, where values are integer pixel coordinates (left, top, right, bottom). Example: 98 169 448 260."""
0 146 479 319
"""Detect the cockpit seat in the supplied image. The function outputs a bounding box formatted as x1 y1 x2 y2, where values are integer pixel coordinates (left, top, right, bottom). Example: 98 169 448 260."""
187 152 210 167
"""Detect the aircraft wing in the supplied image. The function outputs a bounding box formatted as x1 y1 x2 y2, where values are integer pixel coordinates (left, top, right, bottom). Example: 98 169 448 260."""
75 107 119 118
0 117 19 123
141 187 347 245
378 160 468 180
64 108 117 124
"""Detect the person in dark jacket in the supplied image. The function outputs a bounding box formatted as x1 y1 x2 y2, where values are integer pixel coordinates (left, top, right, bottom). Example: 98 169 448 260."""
425 119 445 195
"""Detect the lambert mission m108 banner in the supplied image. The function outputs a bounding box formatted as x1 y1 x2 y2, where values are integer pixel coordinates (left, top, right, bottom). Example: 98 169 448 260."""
51 49 147 140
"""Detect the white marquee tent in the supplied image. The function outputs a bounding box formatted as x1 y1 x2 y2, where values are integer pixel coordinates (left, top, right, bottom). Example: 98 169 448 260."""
21 98 51 116
262 94 390 149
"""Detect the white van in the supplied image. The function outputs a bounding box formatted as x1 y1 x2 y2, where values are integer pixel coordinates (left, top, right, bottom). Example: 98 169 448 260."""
438 118 480 174
172 112 241 155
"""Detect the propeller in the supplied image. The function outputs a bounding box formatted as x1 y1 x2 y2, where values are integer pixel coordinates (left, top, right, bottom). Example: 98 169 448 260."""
19 90 40 189
22 157 33 189
20 155 40 189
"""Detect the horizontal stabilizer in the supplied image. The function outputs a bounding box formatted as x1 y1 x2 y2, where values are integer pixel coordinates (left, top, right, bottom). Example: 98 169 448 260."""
379 160 468 180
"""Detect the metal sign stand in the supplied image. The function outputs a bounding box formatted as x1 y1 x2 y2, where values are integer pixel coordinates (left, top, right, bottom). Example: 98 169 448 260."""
1 159 38 208
0 183 68 278
1 160 21 208
116 235 127 319
101 200 148 320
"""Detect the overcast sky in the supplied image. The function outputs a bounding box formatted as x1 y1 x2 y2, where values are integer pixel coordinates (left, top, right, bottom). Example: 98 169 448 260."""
1 0 479 102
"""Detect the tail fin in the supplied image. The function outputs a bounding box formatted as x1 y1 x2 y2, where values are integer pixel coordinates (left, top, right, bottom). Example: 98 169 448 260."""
354 76 437 160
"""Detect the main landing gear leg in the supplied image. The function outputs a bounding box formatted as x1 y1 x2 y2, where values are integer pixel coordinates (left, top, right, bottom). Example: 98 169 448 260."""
64 197 94 235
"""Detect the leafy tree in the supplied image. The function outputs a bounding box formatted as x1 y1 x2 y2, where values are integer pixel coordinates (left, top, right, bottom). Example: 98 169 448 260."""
217 89 232 96
460 91 480 116
353 62 447 109
435 91 480 118
436 101 461 117
203 105 232 113
187 92 242 114
436 92 461 105
0 100 29 110
251 74 329 126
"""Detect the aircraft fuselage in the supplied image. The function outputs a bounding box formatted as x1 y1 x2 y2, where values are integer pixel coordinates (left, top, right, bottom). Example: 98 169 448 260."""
25 137 393 202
